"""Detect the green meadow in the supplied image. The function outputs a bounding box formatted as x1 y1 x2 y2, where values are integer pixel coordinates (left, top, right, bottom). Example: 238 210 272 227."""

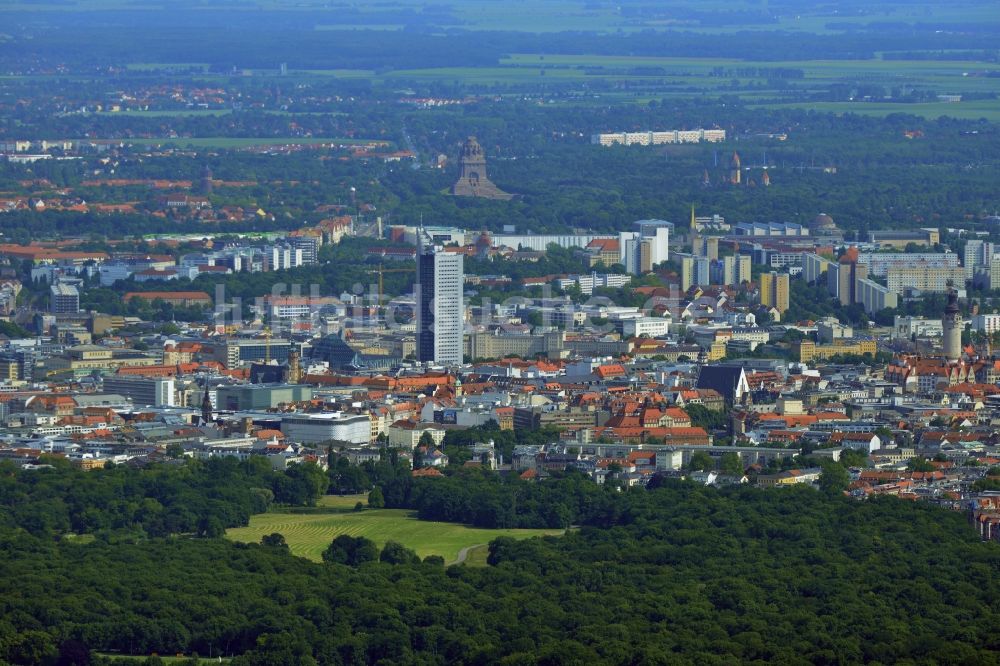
226 495 563 565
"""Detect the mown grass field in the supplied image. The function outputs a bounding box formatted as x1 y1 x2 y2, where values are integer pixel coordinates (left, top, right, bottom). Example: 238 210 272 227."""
226 495 562 565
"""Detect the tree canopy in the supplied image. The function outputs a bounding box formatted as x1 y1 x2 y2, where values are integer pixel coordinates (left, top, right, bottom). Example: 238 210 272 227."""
0 481 996 664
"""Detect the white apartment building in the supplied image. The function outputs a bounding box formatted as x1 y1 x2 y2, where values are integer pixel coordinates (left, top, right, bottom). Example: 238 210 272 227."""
802 253 836 285
557 273 632 295
592 129 726 146
269 245 304 271
972 314 1000 334
885 265 967 295
386 422 446 449
676 254 711 290
730 327 772 347
729 255 752 286
621 221 670 275
858 252 959 277
622 317 670 338
855 278 898 315
893 316 944 339
963 239 995 278
98 263 135 286
817 320 853 343
101 376 175 407
491 234 613 252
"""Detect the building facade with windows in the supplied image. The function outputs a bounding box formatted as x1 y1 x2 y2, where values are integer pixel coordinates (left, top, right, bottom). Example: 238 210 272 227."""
416 234 464 365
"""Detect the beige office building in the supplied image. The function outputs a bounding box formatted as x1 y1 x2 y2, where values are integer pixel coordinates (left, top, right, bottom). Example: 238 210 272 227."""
759 272 789 314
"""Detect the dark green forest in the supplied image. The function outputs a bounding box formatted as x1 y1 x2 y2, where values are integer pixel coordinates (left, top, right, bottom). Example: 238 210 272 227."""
0 470 997 665
2 104 997 245
0 457 328 539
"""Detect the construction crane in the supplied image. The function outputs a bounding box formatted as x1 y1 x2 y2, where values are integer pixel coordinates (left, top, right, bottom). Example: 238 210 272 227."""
365 263 413 303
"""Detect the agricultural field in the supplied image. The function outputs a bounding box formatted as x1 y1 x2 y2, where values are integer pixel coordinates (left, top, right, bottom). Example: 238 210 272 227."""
6 0 995 35
751 99 1000 122
309 0 1000 34
504 54 1000 76
351 53 1000 119
226 495 563 565
500 54 1000 91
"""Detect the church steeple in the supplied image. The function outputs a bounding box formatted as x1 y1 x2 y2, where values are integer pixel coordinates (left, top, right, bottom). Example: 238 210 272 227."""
200 164 213 195
201 384 213 425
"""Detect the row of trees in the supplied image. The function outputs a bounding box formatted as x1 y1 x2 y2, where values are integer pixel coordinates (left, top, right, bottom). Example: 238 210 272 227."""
378 468 599 529
320 534 422 566
0 456 328 539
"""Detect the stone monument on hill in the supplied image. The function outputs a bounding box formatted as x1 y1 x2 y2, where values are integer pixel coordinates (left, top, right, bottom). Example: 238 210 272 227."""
451 136 513 200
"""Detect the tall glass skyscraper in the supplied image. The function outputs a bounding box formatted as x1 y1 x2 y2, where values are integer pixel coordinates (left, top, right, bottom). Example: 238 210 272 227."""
416 231 464 365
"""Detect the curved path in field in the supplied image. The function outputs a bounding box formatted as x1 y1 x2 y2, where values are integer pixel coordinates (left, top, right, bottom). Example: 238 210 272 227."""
451 544 484 565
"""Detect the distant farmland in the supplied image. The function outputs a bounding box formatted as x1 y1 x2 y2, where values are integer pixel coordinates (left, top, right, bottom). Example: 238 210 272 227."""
749 99 1000 122
366 54 1000 118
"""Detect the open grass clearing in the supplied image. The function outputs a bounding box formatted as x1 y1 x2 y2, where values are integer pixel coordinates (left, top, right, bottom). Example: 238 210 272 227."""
314 493 369 510
461 544 491 567
226 506 562 565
